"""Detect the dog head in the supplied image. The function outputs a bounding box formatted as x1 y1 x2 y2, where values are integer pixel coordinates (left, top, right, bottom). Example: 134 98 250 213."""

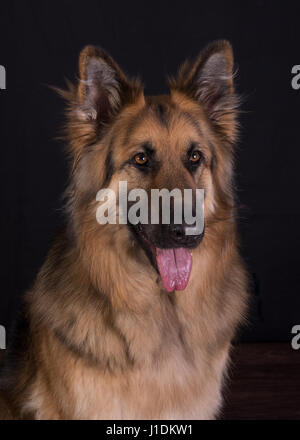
63 41 238 292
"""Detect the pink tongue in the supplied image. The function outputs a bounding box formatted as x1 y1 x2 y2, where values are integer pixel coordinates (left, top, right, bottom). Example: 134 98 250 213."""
156 248 192 292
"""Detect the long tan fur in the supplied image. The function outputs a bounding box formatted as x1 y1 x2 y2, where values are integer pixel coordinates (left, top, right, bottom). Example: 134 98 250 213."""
0 41 248 420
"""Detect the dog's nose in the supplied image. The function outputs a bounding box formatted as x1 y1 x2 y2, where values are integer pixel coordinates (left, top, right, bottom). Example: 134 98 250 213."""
169 224 186 243
166 223 203 248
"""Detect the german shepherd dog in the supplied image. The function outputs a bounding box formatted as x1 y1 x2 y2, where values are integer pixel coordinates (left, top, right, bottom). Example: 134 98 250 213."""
0 40 248 419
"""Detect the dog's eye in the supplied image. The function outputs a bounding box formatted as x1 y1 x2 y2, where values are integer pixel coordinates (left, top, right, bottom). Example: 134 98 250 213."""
189 150 202 164
134 152 148 166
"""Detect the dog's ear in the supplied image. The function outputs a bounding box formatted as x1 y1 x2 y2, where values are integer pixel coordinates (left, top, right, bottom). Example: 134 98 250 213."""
170 40 238 143
60 46 143 161
76 45 142 123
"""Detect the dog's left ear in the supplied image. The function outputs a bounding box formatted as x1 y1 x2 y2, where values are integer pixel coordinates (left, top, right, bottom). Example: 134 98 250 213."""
77 45 142 123
61 46 143 161
170 40 238 143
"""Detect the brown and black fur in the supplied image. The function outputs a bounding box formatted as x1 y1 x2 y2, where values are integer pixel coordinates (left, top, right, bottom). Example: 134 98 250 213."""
0 41 249 419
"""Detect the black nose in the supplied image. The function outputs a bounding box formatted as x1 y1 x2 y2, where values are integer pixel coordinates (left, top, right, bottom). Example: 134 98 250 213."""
166 223 204 248
169 224 186 243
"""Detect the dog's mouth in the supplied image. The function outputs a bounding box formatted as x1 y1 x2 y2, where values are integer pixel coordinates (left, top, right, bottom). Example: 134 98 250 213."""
130 224 198 292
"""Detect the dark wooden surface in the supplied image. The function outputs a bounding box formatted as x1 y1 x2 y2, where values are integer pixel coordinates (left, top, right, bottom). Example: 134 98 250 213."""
223 343 300 420
1 343 299 420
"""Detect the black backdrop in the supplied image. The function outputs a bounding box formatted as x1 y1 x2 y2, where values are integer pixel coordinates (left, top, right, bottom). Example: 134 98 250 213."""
0 0 299 342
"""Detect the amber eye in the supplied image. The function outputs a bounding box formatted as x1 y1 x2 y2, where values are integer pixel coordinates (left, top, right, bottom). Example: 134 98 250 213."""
189 150 202 163
134 152 148 166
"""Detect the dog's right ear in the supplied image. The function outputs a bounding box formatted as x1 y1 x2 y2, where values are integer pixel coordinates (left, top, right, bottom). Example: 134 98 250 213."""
76 46 142 124
169 41 238 144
